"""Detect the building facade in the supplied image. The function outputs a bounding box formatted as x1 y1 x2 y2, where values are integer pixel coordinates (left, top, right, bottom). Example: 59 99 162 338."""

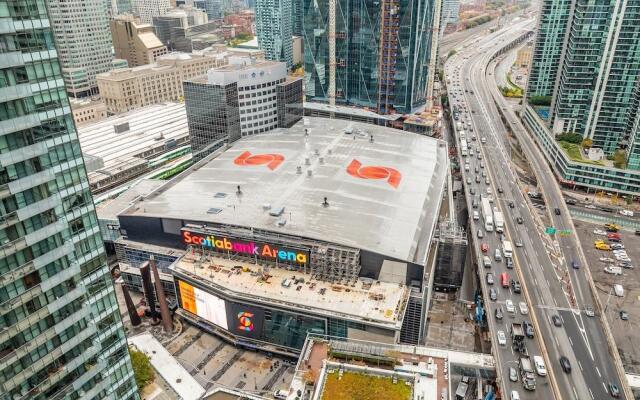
132 0 171 23
440 0 460 26
255 0 293 68
111 15 169 68
0 2 138 399
70 98 108 127
153 6 209 49
98 48 261 114
527 0 640 169
303 0 439 114
46 0 114 98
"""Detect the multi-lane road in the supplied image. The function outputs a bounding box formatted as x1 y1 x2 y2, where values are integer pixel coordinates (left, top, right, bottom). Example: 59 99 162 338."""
444 14 630 400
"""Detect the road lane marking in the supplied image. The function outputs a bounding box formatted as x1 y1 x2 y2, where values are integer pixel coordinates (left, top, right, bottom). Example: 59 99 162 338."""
568 336 573 346
596 367 601 377
578 360 583 371
589 388 594 399
602 382 607 392
572 386 578 399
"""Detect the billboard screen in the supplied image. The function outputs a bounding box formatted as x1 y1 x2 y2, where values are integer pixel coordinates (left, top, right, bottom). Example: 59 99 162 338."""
182 230 310 267
177 280 228 330
226 302 264 339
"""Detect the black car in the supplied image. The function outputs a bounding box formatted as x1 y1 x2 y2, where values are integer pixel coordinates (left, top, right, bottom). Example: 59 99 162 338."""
565 198 577 205
609 382 620 397
511 280 521 293
498 187 503 194
552 314 562 327
516 216 524 224
635 229 640 236
559 356 571 373
620 310 629 321
523 321 534 338
509 201 515 209
554 208 561 215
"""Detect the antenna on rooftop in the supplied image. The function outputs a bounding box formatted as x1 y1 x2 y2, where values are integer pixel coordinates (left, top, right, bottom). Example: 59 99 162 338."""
305 128 309 136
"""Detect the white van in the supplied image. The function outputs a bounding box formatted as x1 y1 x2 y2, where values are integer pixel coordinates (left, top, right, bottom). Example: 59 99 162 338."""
473 211 480 220
533 356 547 376
614 284 624 297
604 266 622 275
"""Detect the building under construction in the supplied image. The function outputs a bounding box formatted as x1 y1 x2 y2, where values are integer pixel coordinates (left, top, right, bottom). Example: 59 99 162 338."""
433 221 467 292
115 117 449 355
303 0 441 114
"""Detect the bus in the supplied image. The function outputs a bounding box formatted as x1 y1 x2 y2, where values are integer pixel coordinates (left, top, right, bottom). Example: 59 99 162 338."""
461 139 468 157
481 197 494 232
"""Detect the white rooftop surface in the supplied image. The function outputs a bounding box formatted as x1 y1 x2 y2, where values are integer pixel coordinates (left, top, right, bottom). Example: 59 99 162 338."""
304 102 403 121
95 179 165 220
128 332 205 399
77 103 188 169
175 252 410 327
127 118 448 264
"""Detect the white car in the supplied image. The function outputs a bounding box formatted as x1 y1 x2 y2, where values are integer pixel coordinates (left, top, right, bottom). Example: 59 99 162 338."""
593 229 607 235
505 299 515 313
511 390 520 400
585 204 597 209
487 188 493 195
481 137 487 143
600 257 615 263
497 330 507 345
519 302 529 315
620 209 634 217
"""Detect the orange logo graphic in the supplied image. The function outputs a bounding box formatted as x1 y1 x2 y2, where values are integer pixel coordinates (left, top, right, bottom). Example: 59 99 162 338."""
234 151 284 170
346 159 401 188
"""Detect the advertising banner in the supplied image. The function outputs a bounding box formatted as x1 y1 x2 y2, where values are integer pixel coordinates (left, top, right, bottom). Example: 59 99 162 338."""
177 280 229 330
182 230 310 267
226 302 264 339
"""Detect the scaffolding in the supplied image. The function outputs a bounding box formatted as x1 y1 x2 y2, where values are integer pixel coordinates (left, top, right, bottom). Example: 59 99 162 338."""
433 221 467 291
377 0 400 114
310 245 361 284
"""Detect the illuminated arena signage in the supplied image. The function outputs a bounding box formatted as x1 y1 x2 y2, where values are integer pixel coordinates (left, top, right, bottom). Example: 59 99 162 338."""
237 311 254 332
183 231 308 265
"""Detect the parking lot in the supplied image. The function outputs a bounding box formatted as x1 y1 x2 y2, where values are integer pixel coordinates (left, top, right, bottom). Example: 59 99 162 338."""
573 219 640 375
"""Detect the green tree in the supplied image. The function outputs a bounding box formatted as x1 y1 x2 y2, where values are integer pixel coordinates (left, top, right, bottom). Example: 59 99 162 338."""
447 49 457 58
613 149 627 169
528 95 552 106
129 347 155 390
581 138 593 149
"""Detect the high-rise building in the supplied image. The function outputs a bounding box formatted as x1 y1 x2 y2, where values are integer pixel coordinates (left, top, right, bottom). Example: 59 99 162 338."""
184 57 302 160
291 0 303 36
0 2 138 399
132 0 171 23
255 0 293 68
153 7 209 50
45 0 114 98
303 0 440 114
440 0 460 27
111 14 169 67
527 0 640 169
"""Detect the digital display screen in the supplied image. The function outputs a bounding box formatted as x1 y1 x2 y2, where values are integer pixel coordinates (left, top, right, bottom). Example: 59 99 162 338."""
177 280 228 330
226 302 264 339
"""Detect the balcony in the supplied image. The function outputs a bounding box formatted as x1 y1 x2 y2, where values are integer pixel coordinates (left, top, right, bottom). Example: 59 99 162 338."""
6 168 55 197
41 263 81 292
16 193 60 222
0 283 42 315
79 375 111 400
0 210 18 230
0 242 73 288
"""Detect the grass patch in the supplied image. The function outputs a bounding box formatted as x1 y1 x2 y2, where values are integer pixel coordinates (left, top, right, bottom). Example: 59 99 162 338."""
321 371 412 400
557 141 604 166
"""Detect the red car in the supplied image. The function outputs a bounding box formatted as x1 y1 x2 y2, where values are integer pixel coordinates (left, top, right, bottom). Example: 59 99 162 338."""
481 243 489 253
607 233 621 239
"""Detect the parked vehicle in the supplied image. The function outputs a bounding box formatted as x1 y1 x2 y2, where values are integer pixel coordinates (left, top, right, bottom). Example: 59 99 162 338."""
604 266 622 275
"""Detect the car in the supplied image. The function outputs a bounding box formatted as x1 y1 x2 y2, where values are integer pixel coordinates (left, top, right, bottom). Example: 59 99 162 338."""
466 177 472 184
559 356 572 373
473 211 480 220
596 243 611 251
609 382 620 397
509 201 515 209
481 171 486 178
470 188 476 195
636 229 640 236
485 178 490 185
516 216 523 224
594 229 607 235
584 306 595 317
475 166 479 173
611 244 625 250
619 261 634 269
475 176 481 183
600 257 615 262
490 287 498 301
519 301 529 315
511 280 521 293
497 330 506 345
565 198 577 205
585 204 597 209
620 310 629 320
515 238 523 247
464 164 470 172
554 208 561 215
480 161 485 168
505 299 515 313
483 256 492 268
509 367 518 382
498 187 503 193
486 272 494 285
571 260 580 269
506 257 513 269
510 390 520 400
477 153 482 159
481 243 489 253
472 198 479 208
481 137 487 143
523 321 534 338
478 229 484 239
486 187 492 195
620 209 634 217
552 314 562 326
495 307 504 320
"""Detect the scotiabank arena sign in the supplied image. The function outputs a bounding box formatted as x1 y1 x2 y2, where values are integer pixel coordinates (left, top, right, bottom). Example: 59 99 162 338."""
182 230 309 266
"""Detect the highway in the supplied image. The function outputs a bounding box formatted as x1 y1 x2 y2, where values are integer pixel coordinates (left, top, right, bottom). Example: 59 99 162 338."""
445 17 554 400
445 13 630 400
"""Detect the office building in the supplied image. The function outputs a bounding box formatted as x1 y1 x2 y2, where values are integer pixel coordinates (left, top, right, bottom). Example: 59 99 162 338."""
291 0 303 36
255 0 293 68
98 47 262 113
303 0 440 114
153 6 209 49
0 2 138 399
113 118 448 353
525 0 640 170
183 58 302 160
111 14 169 68
132 0 171 23
70 98 108 127
111 0 133 14
441 0 460 26
46 0 114 97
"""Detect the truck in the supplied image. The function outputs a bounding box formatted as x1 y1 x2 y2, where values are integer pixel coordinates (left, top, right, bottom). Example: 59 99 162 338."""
503 240 513 259
520 357 537 390
511 323 526 354
493 208 504 233
460 138 468 157
456 121 463 131
482 197 494 232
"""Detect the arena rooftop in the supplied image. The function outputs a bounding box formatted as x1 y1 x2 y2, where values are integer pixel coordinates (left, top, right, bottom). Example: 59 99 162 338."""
124 117 448 265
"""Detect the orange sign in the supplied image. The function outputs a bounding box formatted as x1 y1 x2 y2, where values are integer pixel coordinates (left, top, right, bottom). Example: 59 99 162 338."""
346 159 401 188
234 151 284 170
178 280 197 315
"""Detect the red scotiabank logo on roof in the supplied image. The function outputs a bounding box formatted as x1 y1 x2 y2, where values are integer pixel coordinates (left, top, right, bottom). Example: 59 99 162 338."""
234 151 284 170
347 159 401 188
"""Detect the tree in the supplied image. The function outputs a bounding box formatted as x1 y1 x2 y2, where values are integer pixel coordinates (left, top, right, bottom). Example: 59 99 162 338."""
613 149 627 169
129 347 154 390
581 138 593 149
528 95 552 106
447 49 457 58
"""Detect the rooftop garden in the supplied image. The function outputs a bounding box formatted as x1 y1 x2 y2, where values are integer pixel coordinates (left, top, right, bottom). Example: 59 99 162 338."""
556 133 606 166
321 371 412 400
